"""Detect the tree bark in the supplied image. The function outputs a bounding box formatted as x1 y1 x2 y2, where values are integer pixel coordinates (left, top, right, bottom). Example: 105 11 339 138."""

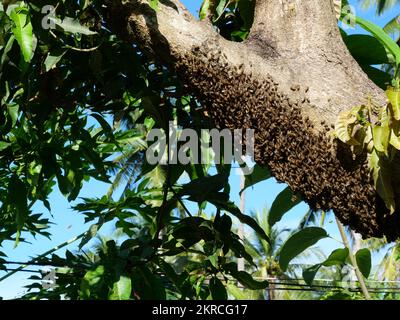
105 0 400 240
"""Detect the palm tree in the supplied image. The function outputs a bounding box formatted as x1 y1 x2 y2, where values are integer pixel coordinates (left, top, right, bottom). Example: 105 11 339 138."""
358 0 400 38
358 0 400 14
228 208 324 300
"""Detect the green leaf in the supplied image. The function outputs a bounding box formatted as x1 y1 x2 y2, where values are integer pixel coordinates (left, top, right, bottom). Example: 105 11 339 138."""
390 130 400 149
9 5 34 62
80 265 105 299
303 248 349 285
7 103 19 127
355 248 372 278
109 276 132 300
199 0 211 20
303 264 322 286
335 108 361 145
355 15 400 67
387 87 400 121
44 50 67 72
0 141 11 151
370 150 395 214
268 187 302 226
131 266 166 300
225 265 268 290
215 0 228 19
373 125 390 155
279 227 328 271
343 34 389 65
209 277 227 300
359 64 391 89
240 164 271 195
149 0 159 11
207 195 270 245
237 0 255 30
322 248 349 267
49 17 97 35
78 220 103 250
179 173 228 202
8 175 28 245
383 14 400 37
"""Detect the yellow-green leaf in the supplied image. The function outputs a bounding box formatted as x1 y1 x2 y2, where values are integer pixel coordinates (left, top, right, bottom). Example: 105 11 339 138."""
390 130 400 150
109 276 132 300
373 125 390 155
370 150 396 214
387 87 400 120
199 0 211 20
335 110 359 145
9 5 34 63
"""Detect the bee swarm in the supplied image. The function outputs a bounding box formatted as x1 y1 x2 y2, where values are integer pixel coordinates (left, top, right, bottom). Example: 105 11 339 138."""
176 44 399 240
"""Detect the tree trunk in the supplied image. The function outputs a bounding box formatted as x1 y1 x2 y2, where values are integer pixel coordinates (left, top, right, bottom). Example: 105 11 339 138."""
105 0 400 240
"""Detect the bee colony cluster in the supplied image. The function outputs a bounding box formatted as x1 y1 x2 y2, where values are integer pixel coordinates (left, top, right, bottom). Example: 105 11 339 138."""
175 43 400 240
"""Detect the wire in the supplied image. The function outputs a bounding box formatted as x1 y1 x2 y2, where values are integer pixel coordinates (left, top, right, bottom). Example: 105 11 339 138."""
2 269 42 274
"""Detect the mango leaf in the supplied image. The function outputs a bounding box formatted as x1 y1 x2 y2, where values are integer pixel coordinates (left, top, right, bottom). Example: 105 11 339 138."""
80 265 105 299
179 173 228 202
390 130 400 149
360 64 392 90
44 50 67 72
215 0 228 19
303 247 349 285
9 5 34 62
240 164 271 195
78 220 103 249
335 109 360 145
199 0 211 20
303 264 322 286
373 125 390 155
109 276 132 300
131 266 166 300
343 34 389 65
279 227 328 271
383 14 400 37
268 187 302 227
355 16 400 66
7 103 19 127
49 17 97 35
387 87 400 121
355 248 372 278
0 141 11 151
370 150 395 214
207 195 270 245
210 277 227 300
149 0 159 11
225 264 268 290
322 248 349 267
237 0 255 30
8 175 28 246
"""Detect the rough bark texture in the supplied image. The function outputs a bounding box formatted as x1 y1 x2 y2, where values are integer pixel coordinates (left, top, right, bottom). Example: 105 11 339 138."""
105 0 400 240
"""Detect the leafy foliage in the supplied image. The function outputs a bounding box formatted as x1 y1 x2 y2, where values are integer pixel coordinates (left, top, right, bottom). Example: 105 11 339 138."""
0 0 399 301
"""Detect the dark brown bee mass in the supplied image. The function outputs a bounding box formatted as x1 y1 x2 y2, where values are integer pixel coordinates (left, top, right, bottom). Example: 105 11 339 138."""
175 44 400 240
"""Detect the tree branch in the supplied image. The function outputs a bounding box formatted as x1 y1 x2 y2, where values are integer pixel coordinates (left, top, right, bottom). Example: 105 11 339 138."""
105 0 399 240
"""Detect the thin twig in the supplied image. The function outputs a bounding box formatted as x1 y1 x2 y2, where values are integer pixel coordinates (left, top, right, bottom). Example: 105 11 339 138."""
0 232 86 283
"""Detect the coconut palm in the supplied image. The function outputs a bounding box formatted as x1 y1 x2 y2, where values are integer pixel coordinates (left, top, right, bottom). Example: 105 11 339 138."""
358 0 400 38
358 0 400 14
227 208 325 300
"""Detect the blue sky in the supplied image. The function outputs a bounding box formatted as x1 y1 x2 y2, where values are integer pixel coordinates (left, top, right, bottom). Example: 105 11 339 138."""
0 0 399 299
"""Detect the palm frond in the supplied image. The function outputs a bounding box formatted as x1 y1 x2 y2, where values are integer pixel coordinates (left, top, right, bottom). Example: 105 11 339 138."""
358 0 400 15
383 13 400 38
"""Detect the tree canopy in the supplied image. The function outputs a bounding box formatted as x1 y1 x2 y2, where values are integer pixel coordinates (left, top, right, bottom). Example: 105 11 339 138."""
0 0 400 300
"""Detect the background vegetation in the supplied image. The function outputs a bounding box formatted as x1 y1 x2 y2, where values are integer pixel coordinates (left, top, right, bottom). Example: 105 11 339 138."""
0 0 399 300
